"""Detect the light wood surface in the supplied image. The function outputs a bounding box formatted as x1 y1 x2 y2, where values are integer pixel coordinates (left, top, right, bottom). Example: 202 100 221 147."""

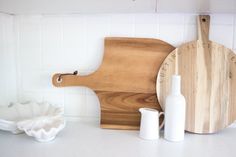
52 37 175 130
156 15 236 133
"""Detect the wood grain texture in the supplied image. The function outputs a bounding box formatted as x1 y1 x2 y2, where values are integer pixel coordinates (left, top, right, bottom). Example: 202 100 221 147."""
98 91 161 129
156 15 236 133
52 37 175 130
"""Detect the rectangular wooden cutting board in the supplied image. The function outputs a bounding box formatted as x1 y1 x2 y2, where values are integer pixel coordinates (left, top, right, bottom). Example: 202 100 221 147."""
52 37 175 130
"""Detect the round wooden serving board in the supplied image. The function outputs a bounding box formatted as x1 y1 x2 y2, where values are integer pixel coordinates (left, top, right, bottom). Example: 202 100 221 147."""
156 15 236 134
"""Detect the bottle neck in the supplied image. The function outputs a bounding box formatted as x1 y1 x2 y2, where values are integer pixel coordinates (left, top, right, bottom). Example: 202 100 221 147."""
171 75 181 95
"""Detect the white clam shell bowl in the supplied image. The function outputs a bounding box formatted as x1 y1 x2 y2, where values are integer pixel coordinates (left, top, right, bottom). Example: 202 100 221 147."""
0 102 65 142
17 116 65 142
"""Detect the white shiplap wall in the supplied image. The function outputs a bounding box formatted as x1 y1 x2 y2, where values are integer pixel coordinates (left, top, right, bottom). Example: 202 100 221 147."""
0 13 17 106
1 13 236 120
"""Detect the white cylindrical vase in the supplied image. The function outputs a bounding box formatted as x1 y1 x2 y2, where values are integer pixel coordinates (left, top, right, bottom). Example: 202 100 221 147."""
164 75 186 142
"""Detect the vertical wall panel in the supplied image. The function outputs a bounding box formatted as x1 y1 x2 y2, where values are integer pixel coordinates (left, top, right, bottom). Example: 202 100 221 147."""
0 13 17 106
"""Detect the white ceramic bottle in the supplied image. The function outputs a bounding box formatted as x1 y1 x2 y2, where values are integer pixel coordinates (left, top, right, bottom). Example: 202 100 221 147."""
164 75 186 142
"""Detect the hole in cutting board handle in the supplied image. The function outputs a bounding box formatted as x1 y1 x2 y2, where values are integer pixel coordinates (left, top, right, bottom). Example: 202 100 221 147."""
202 18 206 22
57 70 78 83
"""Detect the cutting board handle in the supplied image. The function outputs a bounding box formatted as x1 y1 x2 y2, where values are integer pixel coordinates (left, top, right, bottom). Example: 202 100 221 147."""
52 72 94 88
198 15 210 43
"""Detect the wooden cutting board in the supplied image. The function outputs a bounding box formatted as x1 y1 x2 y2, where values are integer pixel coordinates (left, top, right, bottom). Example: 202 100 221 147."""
52 37 175 130
156 15 236 134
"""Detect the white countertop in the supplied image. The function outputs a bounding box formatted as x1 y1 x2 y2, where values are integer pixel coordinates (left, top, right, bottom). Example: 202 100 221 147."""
0 119 236 157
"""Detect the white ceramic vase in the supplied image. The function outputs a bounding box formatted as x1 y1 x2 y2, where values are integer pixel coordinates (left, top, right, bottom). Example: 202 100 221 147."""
164 75 186 142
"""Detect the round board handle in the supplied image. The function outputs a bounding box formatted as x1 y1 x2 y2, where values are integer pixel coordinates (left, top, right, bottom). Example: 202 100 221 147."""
198 15 210 43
